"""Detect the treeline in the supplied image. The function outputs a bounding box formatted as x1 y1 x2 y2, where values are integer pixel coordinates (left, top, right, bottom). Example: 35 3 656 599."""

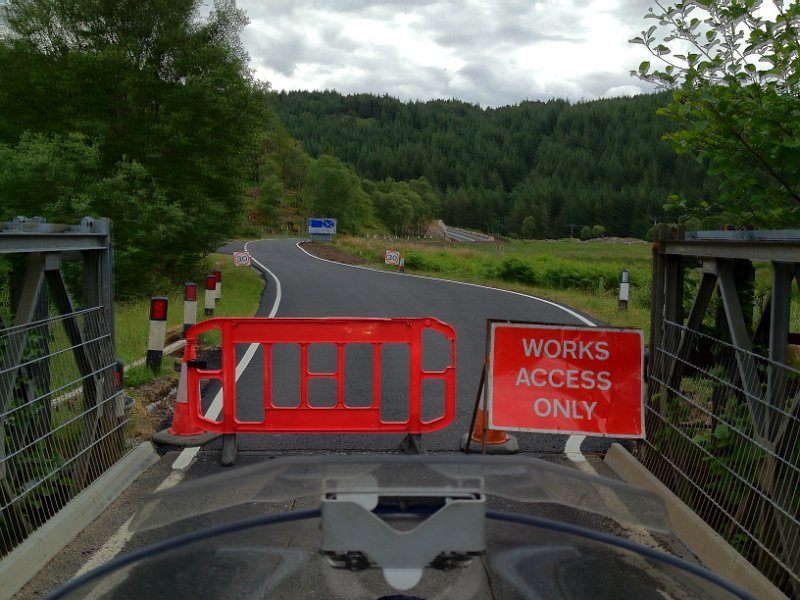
272 90 719 238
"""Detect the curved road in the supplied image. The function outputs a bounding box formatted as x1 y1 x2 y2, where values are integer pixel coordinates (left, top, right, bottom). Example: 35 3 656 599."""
210 238 620 455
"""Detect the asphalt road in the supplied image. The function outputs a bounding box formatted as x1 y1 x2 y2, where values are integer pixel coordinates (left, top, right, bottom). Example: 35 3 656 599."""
207 238 622 456
444 226 494 242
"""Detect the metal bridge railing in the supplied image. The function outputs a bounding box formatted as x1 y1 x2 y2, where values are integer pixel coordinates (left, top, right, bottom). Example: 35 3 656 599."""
0 307 129 556
643 320 800 596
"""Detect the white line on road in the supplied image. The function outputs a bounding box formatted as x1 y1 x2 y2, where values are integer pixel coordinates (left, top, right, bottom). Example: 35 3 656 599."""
173 240 282 464
75 517 134 577
76 447 209 575
565 434 587 463
171 446 201 471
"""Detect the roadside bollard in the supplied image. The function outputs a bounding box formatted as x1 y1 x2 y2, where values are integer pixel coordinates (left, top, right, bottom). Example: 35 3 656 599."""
205 274 216 316
213 269 222 300
619 269 630 310
147 296 168 372
183 282 197 336
399 256 405 273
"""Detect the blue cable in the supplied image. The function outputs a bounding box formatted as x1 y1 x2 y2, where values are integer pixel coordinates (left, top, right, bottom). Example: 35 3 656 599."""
486 510 756 600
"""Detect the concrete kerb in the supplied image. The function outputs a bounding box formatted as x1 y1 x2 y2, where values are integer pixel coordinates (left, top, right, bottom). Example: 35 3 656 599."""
0 442 159 599
603 443 787 600
126 339 186 370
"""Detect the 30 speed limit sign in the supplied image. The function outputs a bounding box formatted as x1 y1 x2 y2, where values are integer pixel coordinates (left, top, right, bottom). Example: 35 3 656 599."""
233 251 251 267
385 250 401 265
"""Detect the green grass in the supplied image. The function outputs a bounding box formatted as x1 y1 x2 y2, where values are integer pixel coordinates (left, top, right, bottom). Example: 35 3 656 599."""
337 236 654 338
124 357 180 387
335 236 800 342
114 253 265 364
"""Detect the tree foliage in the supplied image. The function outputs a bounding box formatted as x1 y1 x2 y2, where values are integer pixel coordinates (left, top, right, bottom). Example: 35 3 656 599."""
631 0 800 227
243 109 315 233
366 177 440 236
272 90 716 239
304 154 373 234
0 0 270 294
0 132 186 285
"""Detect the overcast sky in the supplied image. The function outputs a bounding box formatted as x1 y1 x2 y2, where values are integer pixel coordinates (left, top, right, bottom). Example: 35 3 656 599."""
238 0 659 107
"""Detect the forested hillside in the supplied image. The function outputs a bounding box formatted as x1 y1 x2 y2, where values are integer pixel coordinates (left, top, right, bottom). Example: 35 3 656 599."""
272 91 718 239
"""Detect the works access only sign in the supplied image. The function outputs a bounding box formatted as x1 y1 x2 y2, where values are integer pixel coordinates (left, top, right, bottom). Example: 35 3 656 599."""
487 322 644 438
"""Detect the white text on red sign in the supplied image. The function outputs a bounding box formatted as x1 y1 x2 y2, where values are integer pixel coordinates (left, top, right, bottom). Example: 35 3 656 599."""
487 323 644 437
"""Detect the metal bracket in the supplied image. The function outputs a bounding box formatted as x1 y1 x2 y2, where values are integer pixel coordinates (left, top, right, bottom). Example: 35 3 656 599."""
398 433 426 454
320 491 485 590
221 433 237 466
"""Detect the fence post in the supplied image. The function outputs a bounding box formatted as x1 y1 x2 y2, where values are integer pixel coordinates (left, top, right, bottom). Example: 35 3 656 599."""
649 225 667 383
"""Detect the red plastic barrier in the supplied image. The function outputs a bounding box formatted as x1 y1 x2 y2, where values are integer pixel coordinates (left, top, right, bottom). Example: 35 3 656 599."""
179 317 456 435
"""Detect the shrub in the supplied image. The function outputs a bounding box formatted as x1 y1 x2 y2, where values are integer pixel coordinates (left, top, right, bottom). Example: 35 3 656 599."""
493 257 539 285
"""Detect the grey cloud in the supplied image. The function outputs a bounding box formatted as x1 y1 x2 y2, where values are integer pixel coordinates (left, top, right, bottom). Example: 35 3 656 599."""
320 25 360 53
243 0 300 21
423 3 580 50
455 62 496 85
238 0 657 106
445 60 539 107
311 0 430 11
433 22 574 50
243 28 308 76
565 70 656 102
320 62 446 103
611 0 656 21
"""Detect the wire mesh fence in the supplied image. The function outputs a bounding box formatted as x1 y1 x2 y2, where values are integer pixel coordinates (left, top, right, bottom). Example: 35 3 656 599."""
0 306 131 556
643 319 800 597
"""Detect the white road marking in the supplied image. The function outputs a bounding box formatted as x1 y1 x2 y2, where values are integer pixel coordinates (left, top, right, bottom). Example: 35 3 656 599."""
75 518 134 577
295 241 596 327
174 240 282 459
572 457 664 568
170 447 200 472
565 434 587 463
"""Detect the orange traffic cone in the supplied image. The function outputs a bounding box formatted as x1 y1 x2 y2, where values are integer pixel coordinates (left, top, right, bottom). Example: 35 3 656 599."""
168 360 206 436
462 390 518 454
153 349 220 447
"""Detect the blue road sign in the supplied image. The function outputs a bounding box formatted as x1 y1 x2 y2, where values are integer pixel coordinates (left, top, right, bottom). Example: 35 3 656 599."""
308 218 337 234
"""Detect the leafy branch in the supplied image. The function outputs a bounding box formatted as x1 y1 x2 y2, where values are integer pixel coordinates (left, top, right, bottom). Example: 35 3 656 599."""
630 1 800 226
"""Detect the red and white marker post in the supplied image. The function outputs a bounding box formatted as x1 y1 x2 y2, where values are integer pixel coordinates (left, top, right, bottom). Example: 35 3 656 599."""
204 274 216 316
213 269 222 301
147 296 169 372
183 282 198 336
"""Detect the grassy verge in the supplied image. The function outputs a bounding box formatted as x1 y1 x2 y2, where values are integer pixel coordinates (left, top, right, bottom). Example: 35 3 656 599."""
337 236 654 337
114 253 265 364
336 236 800 341
116 252 264 436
